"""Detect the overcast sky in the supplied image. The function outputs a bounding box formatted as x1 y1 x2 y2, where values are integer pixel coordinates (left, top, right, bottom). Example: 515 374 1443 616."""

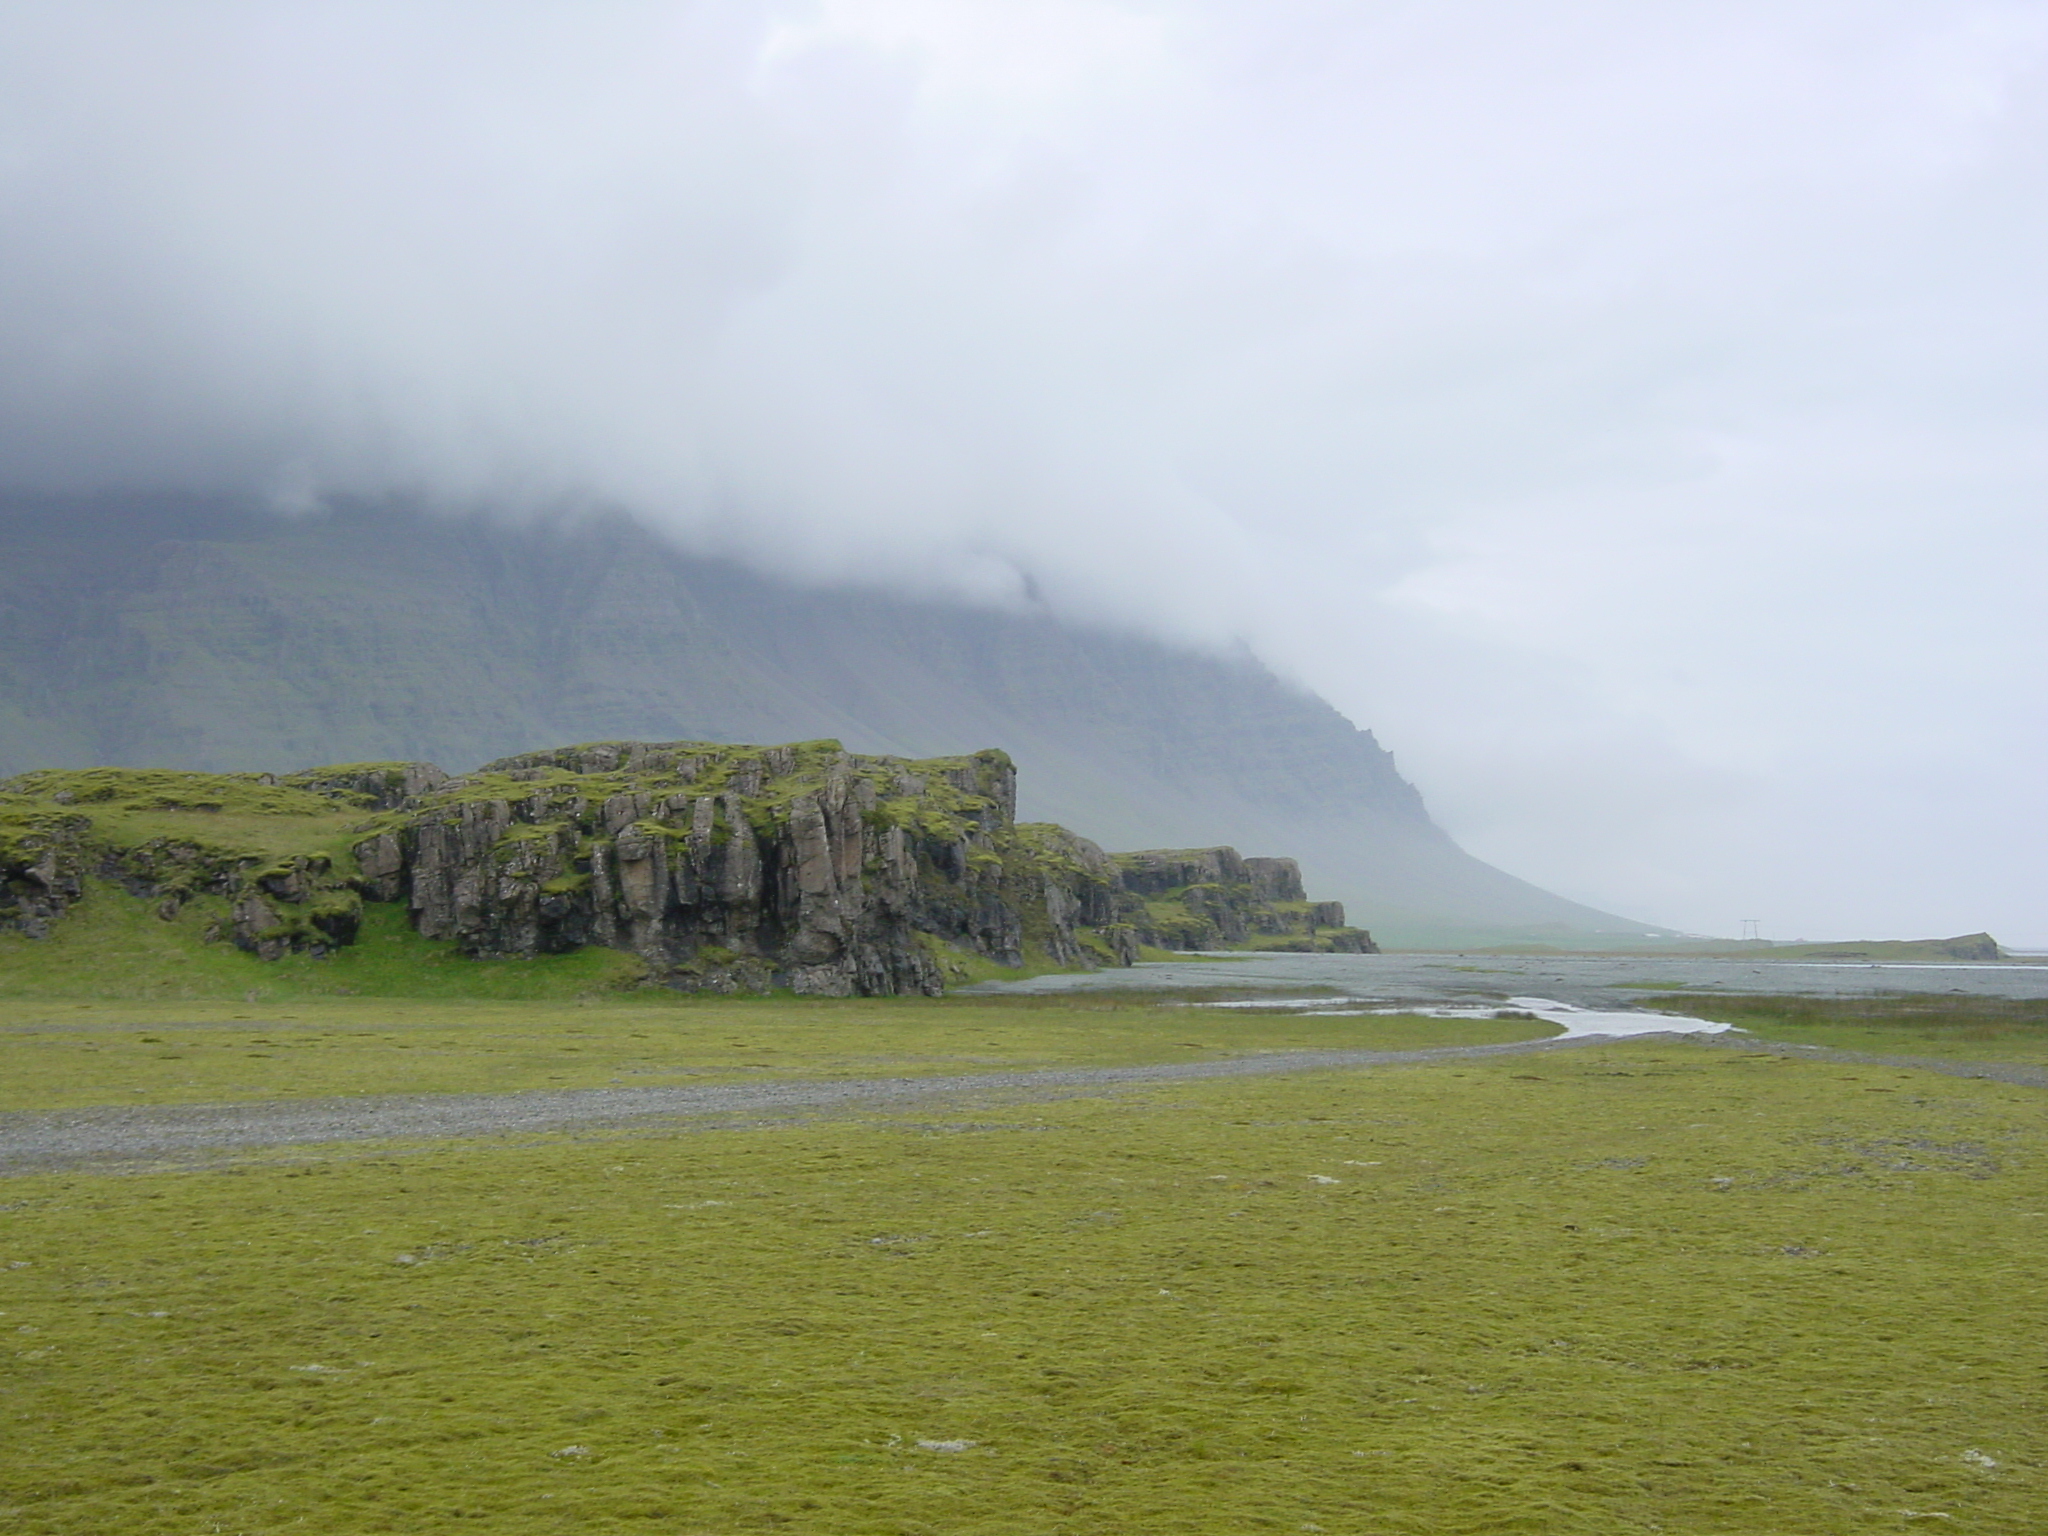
4 1 2046 942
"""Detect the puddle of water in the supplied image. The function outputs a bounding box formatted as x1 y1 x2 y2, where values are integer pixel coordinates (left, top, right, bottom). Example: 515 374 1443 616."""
1497 996 1730 1038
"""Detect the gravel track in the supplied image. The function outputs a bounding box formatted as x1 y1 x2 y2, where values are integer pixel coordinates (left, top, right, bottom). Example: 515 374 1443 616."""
4 1031 2040 1173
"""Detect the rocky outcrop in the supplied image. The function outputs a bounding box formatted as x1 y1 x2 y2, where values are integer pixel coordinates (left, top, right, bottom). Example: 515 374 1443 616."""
0 768 365 958
105 840 362 959
341 744 1371 989
282 762 448 812
0 806 89 940
1108 847 1378 954
2 741 1369 991
343 741 1139 996
1244 857 1307 902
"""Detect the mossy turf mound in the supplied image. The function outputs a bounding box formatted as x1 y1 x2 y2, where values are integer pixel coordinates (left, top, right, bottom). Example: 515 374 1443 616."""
0 766 386 958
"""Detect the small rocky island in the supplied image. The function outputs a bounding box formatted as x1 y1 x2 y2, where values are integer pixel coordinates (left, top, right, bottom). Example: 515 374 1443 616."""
1 739 1373 995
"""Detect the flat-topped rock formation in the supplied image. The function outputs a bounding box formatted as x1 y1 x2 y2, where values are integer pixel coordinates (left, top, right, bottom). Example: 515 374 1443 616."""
2 740 1373 996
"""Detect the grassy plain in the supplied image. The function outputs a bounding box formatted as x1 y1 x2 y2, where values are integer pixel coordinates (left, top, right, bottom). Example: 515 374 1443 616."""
4 1039 2046 1534
1642 993 2048 1066
0 879 1552 1111
0 992 1553 1114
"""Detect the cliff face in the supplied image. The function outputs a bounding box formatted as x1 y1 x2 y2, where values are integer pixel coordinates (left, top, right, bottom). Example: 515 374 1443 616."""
351 740 1126 996
1 740 1373 994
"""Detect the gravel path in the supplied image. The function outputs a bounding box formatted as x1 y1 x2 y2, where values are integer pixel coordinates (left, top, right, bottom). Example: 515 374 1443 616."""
4 1031 2041 1173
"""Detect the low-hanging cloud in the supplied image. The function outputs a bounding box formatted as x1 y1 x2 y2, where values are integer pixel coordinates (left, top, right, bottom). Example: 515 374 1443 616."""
4 0 2047 940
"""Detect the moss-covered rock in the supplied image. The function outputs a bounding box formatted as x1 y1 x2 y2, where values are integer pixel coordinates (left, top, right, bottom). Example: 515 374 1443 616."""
0 799 90 939
353 742 1080 997
280 761 449 811
1106 848 1378 954
0 768 369 958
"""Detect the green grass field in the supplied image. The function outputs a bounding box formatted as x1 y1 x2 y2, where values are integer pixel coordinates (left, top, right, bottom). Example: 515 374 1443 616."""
4 1017 2048 1532
1642 993 2048 1066
4 984 2047 1533
0 993 1552 1113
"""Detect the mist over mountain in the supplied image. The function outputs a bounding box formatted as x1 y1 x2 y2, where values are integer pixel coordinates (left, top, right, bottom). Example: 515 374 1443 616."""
0 494 1648 946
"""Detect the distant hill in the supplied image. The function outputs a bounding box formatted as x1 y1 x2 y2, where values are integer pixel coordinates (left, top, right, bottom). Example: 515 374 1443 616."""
1743 934 2004 963
0 492 1661 945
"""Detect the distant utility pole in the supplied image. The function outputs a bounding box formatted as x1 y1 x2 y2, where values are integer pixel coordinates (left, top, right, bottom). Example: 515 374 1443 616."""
1740 918 1762 943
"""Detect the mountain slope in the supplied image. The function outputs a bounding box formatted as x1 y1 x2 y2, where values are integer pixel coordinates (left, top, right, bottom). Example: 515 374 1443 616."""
0 493 1658 944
